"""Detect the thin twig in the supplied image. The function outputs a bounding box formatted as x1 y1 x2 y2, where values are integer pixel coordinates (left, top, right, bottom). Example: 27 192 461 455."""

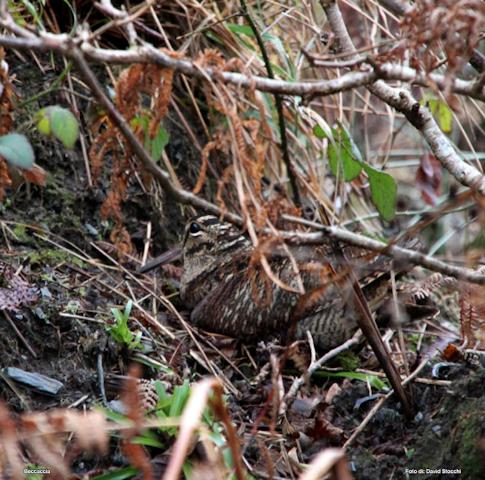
96 352 108 406
285 332 362 402
2 311 37 358
0 23 483 193
240 0 301 206
319 0 485 195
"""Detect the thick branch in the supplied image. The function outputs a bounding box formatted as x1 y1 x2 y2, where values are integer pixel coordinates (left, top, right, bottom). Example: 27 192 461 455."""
279 217 485 284
67 44 485 103
0 32 482 102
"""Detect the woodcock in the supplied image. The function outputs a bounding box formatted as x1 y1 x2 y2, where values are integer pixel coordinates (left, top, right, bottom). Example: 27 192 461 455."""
180 215 401 350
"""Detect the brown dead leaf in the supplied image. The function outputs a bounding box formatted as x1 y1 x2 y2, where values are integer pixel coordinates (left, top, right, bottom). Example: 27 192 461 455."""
325 383 342 405
21 163 47 186
416 154 441 206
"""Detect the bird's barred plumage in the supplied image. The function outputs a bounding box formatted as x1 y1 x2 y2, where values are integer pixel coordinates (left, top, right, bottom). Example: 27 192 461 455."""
180 215 396 350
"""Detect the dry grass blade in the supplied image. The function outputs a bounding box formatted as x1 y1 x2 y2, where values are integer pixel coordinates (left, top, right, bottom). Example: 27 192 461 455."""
298 448 352 480
0 404 109 479
0 401 23 480
162 377 246 480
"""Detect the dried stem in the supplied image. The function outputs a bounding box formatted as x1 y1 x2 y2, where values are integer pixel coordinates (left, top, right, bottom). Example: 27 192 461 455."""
239 0 301 207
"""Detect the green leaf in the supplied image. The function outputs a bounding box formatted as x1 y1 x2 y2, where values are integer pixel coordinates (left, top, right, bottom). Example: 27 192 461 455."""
36 112 52 136
91 466 139 480
208 429 227 448
169 380 190 417
314 370 388 390
0 133 35 169
226 23 256 37
131 114 149 132
107 302 138 347
222 448 234 469
123 299 133 319
100 407 127 423
154 381 171 411
363 164 397 221
326 126 363 181
150 126 169 162
35 106 79 148
405 448 415 459
182 462 193 479
132 431 164 448
21 0 43 28
203 30 224 46
225 24 293 80
24 464 46 480
313 123 330 140
422 97 453 134
436 101 452 134
337 351 360 370
226 23 273 42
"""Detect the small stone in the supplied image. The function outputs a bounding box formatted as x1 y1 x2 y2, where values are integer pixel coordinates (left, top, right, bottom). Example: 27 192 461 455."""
85 223 98 236
40 287 52 299
3 367 64 396
414 411 424 423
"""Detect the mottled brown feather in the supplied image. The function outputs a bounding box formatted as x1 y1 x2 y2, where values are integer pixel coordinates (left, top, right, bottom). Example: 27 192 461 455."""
180 215 401 350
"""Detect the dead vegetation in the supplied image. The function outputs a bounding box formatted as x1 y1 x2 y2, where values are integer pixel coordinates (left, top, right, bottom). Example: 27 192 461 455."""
0 0 484 479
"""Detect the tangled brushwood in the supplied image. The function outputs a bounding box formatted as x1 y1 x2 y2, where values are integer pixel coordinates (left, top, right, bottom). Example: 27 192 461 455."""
0 0 484 478
401 1 485 83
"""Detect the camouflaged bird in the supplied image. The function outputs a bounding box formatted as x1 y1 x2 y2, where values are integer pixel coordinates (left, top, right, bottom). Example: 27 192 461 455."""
179 215 401 350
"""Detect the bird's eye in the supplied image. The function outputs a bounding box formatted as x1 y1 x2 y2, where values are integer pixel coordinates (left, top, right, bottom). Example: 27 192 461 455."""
189 222 201 235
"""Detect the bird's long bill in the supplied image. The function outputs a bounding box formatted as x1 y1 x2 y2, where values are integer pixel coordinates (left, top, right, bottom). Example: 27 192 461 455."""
137 247 182 273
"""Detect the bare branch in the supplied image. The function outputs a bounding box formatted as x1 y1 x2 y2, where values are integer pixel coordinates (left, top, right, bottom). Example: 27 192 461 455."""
320 0 485 195
280 214 485 284
0 30 482 101
285 332 362 403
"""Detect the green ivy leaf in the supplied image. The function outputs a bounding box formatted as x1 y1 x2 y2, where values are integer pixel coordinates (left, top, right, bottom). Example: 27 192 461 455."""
0 133 35 169
35 106 80 149
363 164 397 221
